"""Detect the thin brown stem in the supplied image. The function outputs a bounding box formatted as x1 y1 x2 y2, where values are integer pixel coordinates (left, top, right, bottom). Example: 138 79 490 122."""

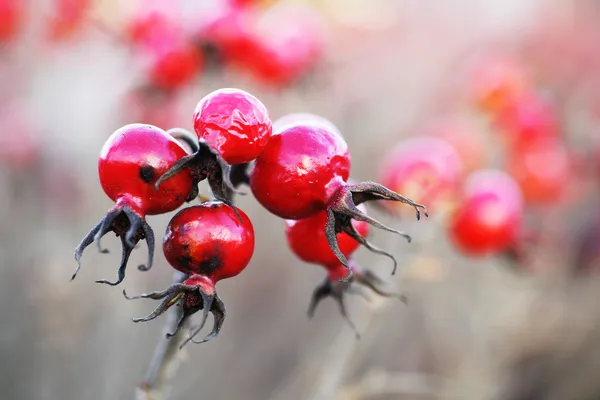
135 271 189 400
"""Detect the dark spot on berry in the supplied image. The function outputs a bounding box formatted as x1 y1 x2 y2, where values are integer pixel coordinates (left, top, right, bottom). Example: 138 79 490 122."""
177 255 194 272
197 250 223 276
139 165 155 183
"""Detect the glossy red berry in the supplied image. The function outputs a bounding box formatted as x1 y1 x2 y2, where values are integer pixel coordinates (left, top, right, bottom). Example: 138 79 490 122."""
379 137 463 216
200 112 342 205
163 202 254 280
251 123 350 220
155 88 272 211
98 124 193 215
125 202 255 346
73 124 194 285
193 88 272 165
251 122 426 276
450 169 524 256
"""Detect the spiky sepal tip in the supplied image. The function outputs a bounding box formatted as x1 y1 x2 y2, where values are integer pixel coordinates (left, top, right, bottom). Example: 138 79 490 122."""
72 204 155 286
123 274 225 348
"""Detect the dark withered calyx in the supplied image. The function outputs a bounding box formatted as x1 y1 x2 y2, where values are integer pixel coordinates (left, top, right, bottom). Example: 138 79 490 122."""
72 205 155 286
325 181 428 278
154 140 250 217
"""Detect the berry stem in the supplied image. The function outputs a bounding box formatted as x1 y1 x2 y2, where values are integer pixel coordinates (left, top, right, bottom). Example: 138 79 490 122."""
136 271 189 400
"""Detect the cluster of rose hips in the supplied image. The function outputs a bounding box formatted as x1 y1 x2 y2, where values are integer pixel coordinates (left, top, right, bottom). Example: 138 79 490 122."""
122 0 326 96
72 88 426 346
378 52 578 261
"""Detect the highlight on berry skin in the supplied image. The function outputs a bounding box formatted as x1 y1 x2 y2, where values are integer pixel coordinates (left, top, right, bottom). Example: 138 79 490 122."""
72 124 194 286
123 202 255 347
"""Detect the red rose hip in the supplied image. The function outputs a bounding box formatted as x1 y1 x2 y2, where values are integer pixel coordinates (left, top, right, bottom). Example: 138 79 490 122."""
250 123 350 220
251 122 427 277
124 202 255 346
155 87 272 212
73 124 193 286
193 88 272 165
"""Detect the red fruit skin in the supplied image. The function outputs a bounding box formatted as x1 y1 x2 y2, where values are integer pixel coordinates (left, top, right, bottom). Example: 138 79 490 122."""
163 202 255 282
250 124 351 219
98 124 193 216
0 0 23 43
450 169 524 256
193 88 272 165
506 138 569 205
285 204 369 266
379 137 462 214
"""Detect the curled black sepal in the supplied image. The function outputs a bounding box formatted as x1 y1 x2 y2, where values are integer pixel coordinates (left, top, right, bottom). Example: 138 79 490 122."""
307 279 360 339
123 283 226 348
348 181 428 220
72 205 155 286
307 265 407 338
324 182 428 274
154 140 244 221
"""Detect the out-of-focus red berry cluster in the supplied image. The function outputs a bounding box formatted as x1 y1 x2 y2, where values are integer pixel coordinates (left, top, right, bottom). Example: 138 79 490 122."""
121 0 327 93
378 25 600 268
